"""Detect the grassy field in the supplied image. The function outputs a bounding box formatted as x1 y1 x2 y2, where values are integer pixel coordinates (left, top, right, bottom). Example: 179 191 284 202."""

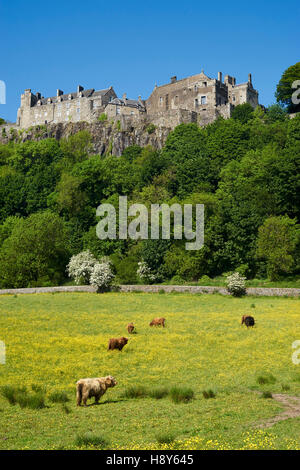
0 292 299 450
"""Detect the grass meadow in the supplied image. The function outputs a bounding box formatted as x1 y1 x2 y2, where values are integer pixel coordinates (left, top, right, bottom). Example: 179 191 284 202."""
0 292 299 450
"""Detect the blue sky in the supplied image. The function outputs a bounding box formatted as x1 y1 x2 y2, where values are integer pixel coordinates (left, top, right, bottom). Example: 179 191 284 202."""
1 0 299 122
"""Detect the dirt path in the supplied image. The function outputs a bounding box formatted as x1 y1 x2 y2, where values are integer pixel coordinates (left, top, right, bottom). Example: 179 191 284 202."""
257 394 300 428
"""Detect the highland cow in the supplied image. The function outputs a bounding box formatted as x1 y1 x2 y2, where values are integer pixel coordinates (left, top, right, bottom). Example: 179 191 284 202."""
76 375 117 406
127 323 135 334
241 315 255 327
108 336 128 351
149 317 165 327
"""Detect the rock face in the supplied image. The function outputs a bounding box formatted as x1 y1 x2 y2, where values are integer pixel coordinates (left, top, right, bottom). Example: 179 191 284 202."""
0 121 172 156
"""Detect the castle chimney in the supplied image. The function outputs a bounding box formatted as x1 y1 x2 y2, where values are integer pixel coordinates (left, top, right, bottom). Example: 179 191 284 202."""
77 85 84 94
122 93 127 101
56 89 63 97
138 95 142 103
170 76 177 84
218 72 222 83
248 73 252 85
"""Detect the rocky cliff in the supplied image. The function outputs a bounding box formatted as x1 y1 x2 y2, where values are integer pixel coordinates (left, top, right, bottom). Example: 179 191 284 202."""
0 120 172 156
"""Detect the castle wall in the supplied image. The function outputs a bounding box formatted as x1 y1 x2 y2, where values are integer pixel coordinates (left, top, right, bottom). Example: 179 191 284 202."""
16 71 259 130
17 88 116 128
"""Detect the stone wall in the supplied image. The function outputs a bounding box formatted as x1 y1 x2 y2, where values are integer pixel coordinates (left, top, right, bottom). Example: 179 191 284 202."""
0 284 299 297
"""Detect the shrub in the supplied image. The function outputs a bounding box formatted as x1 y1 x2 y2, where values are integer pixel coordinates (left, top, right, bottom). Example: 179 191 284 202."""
281 384 290 391
66 250 98 285
226 272 246 297
146 124 157 134
122 386 148 399
137 261 157 284
169 387 194 403
75 433 108 448
98 113 107 122
89 260 114 290
202 389 216 399
198 275 211 284
170 275 185 285
48 391 70 403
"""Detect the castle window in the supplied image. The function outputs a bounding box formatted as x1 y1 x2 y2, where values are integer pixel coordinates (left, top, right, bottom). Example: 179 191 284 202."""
194 85 197 91
201 96 207 105
195 98 199 108
77 108 80 113
116 106 121 114
203 82 207 87
233 96 236 102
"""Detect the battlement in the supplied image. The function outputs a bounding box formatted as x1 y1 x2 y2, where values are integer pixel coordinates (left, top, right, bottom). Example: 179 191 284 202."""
16 70 259 129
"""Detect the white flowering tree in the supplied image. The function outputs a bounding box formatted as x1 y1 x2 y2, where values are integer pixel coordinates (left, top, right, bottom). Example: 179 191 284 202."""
137 261 156 284
66 250 98 285
90 261 114 291
226 272 247 297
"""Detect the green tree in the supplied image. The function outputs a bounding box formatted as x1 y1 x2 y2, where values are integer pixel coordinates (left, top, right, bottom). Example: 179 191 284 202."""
231 103 254 124
256 216 299 280
266 104 288 122
0 211 69 288
276 62 300 113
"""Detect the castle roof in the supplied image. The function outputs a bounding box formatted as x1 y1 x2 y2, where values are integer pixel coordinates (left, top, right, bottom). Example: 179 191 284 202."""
35 87 113 106
154 71 212 90
109 97 146 110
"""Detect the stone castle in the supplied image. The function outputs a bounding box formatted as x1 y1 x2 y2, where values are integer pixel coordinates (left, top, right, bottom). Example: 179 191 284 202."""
17 70 259 130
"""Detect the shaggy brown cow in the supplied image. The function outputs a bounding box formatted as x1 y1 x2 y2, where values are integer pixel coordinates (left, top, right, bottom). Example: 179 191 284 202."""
241 315 255 327
149 317 165 327
76 375 117 406
127 323 135 334
108 336 128 351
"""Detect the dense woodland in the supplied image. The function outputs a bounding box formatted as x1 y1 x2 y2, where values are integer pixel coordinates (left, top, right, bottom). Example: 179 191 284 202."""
0 68 300 288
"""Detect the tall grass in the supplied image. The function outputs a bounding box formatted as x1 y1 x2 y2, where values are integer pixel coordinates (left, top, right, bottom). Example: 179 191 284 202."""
122 386 148 399
148 387 169 399
257 373 276 385
156 432 176 444
0 385 46 409
202 389 216 399
48 391 70 403
75 433 108 448
169 387 194 403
